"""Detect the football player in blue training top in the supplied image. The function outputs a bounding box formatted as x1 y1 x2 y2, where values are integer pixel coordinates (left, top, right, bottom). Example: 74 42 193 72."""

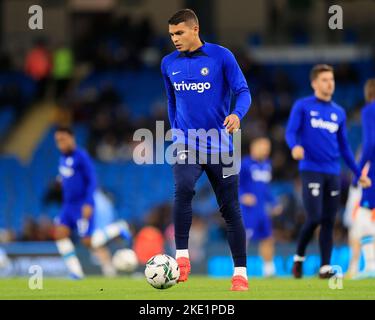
161 9 251 290
239 137 283 277
285 64 371 279
54 127 127 279
351 78 375 279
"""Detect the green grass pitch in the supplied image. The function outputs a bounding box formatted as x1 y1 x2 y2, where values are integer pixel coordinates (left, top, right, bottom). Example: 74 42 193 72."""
0 276 374 300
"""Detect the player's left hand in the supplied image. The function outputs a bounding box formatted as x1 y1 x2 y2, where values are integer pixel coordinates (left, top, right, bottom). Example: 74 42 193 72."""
82 204 93 219
224 114 240 134
359 175 372 189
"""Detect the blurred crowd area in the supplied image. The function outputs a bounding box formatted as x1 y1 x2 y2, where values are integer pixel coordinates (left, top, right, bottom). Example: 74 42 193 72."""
0 13 373 247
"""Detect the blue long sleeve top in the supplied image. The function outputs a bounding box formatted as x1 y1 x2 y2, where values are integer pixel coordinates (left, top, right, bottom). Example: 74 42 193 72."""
58 148 97 206
161 41 251 153
285 95 360 177
358 101 375 209
358 101 375 171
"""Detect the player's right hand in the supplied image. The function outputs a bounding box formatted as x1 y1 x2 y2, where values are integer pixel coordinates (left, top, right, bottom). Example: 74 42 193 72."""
240 193 257 206
291 145 304 160
223 114 240 134
359 175 372 189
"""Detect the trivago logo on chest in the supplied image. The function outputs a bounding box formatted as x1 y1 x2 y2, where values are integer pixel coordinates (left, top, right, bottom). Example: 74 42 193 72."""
310 118 339 133
173 81 211 93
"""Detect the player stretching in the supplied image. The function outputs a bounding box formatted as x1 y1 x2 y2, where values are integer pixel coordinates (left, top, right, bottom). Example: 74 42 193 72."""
285 64 371 279
54 127 117 278
161 9 251 290
352 79 375 279
239 137 282 277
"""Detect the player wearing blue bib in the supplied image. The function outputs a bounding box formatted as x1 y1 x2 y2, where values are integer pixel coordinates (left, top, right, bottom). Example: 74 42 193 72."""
239 137 282 277
161 9 251 291
285 64 371 279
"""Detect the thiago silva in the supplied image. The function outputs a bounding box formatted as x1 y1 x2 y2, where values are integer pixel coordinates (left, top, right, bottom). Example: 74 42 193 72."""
161 9 251 290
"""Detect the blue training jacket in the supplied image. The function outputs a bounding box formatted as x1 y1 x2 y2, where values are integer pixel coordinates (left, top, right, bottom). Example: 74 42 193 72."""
359 101 375 208
161 41 251 153
58 148 96 207
285 95 360 177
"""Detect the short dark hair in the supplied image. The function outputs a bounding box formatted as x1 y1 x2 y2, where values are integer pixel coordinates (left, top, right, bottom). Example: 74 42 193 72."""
168 9 199 26
310 64 334 81
364 78 375 103
250 135 270 144
55 126 74 136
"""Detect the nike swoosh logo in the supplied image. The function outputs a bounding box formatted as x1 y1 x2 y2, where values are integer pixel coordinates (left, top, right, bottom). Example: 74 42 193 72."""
223 174 234 179
331 191 340 197
172 71 181 76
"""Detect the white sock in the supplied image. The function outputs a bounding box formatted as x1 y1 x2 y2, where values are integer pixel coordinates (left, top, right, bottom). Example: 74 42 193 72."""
361 236 375 272
233 267 247 279
263 261 275 277
91 229 107 248
91 221 131 248
176 249 189 259
56 238 84 278
320 265 332 273
293 254 305 262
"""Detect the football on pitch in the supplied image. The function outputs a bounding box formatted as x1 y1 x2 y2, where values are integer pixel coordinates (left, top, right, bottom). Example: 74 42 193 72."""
144 254 180 289
112 248 139 272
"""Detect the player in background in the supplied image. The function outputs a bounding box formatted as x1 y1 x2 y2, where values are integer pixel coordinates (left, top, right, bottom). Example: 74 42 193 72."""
343 177 362 278
161 9 251 290
91 190 133 250
351 79 375 279
0 247 10 271
47 182 133 276
54 127 127 278
239 137 283 277
285 64 371 279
